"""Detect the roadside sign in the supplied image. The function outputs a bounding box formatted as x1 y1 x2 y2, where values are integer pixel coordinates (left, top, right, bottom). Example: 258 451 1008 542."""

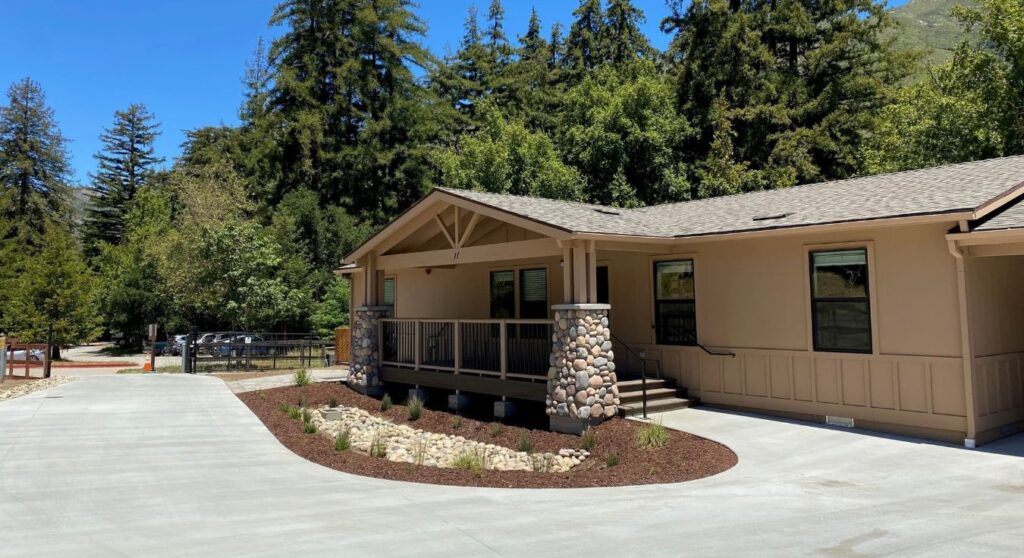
148 324 158 342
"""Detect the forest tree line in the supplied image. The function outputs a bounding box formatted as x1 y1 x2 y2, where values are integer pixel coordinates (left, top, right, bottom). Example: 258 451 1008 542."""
1 0 1023 350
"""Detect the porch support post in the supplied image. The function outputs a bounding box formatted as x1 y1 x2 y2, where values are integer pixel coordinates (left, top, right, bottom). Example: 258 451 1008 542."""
350 305 391 395
547 303 618 434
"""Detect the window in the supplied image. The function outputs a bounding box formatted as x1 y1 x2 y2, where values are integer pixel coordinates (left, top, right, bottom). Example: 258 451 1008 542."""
519 268 548 319
654 260 696 345
383 277 395 306
810 249 872 353
490 271 515 318
596 266 609 305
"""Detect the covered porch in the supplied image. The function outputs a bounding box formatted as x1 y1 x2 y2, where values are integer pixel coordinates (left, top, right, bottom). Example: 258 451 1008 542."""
343 189 628 431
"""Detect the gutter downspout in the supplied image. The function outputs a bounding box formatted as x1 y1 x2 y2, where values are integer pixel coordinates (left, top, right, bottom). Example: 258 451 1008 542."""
948 237 978 448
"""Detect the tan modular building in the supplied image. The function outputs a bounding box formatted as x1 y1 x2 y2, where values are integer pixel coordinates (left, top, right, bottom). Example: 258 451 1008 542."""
342 155 1024 445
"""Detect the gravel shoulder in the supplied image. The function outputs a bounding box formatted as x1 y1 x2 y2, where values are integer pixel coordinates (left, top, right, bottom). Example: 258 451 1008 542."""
238 382 736 488
0 376 75 402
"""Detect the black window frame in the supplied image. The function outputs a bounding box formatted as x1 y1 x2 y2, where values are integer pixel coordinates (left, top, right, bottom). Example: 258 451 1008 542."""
489 270 516 319
653 259 697 346
809 248 873 354
518 267 549 320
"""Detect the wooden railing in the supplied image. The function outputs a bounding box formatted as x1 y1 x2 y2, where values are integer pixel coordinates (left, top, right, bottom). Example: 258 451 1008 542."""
380 318 553 380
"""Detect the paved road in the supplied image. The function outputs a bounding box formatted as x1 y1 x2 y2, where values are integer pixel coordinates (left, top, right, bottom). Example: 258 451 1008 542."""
1 375 1022 557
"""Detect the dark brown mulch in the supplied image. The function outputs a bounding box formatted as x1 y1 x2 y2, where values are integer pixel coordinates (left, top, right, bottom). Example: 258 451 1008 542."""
238 383 737 489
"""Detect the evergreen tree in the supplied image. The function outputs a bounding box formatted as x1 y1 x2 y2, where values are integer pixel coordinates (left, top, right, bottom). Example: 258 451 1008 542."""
5 222 101 355
83 104 163 252
266 0 437 218
601 0 654 67
565 0 604 81
506 8 560 132
0 78 72 233
664 0 912 197
433 6 491 126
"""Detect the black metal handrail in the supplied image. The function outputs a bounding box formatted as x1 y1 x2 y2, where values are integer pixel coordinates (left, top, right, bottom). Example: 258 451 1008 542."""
609 333 663 419
684 332 737 357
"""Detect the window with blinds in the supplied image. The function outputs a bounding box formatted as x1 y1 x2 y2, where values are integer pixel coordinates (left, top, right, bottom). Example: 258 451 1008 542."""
518 268 548 319
383 277 395 306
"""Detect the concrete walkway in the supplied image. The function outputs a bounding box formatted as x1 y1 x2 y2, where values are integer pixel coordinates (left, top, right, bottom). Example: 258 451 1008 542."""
1 375 1022 557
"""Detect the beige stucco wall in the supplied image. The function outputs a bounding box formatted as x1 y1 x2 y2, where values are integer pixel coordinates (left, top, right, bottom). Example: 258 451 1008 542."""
966 255 1024 439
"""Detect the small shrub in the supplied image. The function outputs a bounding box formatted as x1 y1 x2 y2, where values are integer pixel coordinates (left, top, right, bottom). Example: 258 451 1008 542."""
301 409 313 424
293 369 311 386
278 402 291 414
516 432 534 453
412 436 427 466
328 396 338 408
451 416 463 430
529 453 553 473
581 428 598 451
296 395 305 407
452 451 484 473
635 420 668 450
334 430 351 452
407 395 423 421
287 406 302 420
489 423 503 438
303 421 317 434
369 432 387 458
605 453 620 467
380 393 393 411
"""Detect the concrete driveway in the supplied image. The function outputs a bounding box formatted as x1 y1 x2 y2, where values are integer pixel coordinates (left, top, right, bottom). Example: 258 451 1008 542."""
1 375 1022 557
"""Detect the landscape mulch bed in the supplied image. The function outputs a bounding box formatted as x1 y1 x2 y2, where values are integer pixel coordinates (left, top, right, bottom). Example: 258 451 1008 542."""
239 383 737 488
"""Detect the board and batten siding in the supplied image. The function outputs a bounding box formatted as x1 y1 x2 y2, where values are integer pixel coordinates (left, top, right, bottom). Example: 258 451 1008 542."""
605 221 970 441
966 254 1024 441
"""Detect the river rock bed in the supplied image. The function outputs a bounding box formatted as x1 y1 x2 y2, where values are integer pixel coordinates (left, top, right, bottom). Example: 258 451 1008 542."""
311 405 588 472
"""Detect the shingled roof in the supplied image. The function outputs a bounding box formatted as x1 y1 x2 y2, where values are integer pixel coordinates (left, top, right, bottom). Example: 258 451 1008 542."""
973 195 1024 232
437 155 1024 239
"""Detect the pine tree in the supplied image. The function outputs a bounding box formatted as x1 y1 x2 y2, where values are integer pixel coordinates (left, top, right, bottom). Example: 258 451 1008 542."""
0 78 72 233
433 6 491 125
565 0 604 81
266 0 437 218
83 104 163 252
506 8 559 132
601 0 654 67
663 0 911 197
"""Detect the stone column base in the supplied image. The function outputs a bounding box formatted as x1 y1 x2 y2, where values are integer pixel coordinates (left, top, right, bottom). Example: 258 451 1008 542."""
350 306 390 390
546 304 619 426
549 415 606 435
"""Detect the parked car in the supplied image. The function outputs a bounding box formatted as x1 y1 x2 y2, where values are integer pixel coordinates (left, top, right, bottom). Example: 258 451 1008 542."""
162 335 187 356
7 349 44 362
214 334 274 358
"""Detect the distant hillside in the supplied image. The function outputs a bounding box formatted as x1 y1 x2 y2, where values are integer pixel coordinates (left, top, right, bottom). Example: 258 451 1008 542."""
889 0 977 70
71 187 94 229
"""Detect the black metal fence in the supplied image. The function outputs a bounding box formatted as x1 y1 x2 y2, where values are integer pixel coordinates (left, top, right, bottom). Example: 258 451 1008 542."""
181 332 333 373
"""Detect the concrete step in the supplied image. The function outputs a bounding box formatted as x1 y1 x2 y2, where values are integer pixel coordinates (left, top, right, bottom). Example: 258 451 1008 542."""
617 378 672 393
618 396 694 416
618 387 679 403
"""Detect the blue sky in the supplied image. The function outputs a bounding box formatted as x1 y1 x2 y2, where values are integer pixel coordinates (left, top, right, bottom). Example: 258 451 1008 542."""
1 0 904 184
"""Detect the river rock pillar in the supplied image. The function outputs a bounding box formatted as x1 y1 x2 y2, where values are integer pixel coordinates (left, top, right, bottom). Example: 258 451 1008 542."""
350 306 390 394
547 303 618 434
